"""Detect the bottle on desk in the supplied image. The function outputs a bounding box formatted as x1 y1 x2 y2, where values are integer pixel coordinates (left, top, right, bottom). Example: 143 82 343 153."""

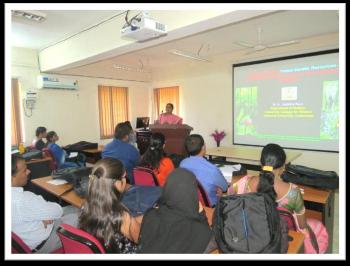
18 143 26 154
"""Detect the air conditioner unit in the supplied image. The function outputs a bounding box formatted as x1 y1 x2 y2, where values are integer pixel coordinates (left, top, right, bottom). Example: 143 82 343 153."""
121 14 167 42
39 76 78 90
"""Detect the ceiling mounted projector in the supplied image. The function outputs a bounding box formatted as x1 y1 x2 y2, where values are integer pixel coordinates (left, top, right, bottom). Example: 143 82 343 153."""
121 12 167 42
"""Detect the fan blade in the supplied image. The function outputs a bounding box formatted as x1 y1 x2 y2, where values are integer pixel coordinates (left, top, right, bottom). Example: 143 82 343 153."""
266 40 299 48
235 41 255 48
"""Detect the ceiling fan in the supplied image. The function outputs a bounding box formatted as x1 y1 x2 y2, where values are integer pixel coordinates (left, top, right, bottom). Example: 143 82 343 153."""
235 26 299 54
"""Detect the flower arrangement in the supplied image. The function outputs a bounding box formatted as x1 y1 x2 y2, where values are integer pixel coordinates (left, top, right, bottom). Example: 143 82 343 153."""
211 130 226 147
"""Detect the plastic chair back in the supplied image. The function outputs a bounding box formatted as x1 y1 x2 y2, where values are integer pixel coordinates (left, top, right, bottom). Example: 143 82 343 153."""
133 166 159 186
57 224 106 254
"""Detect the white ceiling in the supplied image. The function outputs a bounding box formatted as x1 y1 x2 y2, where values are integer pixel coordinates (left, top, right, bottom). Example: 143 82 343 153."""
11 10 339 81
11 10 125 50
56 10 339 81
109 10 338 67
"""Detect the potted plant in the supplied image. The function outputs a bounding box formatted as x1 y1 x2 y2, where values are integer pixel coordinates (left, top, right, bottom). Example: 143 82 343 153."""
211 130 226 147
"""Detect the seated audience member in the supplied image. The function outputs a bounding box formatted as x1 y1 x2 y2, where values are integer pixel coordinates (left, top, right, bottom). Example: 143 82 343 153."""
79 158 143 253
180 134 228 206
124 121 137 147
158 103 183 125
32 126 47 151
227 143 328 253
139 132 174 186
11 154 79 253
102 122 140 184
46 131 84 169
138 168 213 253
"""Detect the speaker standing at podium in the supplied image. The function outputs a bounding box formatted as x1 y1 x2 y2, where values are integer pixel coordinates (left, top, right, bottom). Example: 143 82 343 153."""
158 103 183 125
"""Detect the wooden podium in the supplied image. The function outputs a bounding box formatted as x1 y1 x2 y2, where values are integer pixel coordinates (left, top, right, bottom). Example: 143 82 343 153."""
149 124 193 155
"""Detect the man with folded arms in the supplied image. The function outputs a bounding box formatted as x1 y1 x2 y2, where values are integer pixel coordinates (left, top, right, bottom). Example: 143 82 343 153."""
11 154 79 253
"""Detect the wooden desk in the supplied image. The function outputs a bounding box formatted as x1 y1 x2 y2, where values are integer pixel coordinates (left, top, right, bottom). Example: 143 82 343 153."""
82 145 104 154
60 183 132 209
81 145 104 163
26 157 52 165
203 207 304 253
206 146 301 171
60 190 85 209
31 176 73 197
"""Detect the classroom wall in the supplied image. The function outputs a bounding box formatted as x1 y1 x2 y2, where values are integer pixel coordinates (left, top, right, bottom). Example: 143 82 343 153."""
12 47 150 147
151 33 339 173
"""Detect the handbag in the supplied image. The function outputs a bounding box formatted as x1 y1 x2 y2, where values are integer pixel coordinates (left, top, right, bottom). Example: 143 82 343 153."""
303 219 329 253
292 212 329 254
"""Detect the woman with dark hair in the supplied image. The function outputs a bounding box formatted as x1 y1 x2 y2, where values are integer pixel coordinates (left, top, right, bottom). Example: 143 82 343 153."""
32 126 47 150
139 132 174 186
79 158 142 253
158 103 183 125
227 143 329 253
46 131 83 169
228 143 306 228
138 168 212 253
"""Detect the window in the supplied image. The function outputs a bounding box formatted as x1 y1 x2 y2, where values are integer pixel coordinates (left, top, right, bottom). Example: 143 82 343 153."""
98 85 129 139
153 86 179 119
11 78 23 146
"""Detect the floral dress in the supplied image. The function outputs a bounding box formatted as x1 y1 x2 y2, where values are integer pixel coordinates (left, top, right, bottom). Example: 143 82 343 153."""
109 233 138 254
227 175 305 215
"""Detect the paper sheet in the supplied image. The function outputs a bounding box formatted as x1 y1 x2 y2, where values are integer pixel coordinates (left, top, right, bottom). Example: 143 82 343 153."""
68 152 78 158
47 179 68 185
216 164 242 183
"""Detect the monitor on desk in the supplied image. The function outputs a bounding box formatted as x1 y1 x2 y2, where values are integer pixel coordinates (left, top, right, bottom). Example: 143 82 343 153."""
136 117 150 130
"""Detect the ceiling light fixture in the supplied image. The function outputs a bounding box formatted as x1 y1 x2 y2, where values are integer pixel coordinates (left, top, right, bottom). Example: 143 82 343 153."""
168 49 211 62
12 10 47 22
113 64 151 73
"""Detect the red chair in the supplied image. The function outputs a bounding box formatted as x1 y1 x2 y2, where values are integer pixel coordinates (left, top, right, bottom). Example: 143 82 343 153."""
42 148 58 171
277 206 298 231
197 180 212 207
57 224 106 253
12 232 32 253
12 232 63 254
133 166 159 186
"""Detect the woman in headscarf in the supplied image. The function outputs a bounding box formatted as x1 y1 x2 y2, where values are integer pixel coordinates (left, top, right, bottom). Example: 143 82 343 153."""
138 168 212 253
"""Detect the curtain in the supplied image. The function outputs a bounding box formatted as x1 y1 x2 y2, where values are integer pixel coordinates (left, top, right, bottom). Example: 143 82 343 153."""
11 78 23 146
153 88 160 120
153 86 179 119
98 85 129 139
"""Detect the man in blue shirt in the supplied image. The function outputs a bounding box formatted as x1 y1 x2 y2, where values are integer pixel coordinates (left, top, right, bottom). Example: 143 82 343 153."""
180 134 228 206
102 122 140 184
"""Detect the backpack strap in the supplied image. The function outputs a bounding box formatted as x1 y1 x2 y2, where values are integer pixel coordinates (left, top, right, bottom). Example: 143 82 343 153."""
306 224 320 253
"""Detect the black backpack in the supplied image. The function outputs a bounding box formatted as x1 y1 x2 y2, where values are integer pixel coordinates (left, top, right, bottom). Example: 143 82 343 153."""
52 167 91 183
21 150 43 161
52 167 92 198
213 193 283 253
64 141 98 152
281 163 339 190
